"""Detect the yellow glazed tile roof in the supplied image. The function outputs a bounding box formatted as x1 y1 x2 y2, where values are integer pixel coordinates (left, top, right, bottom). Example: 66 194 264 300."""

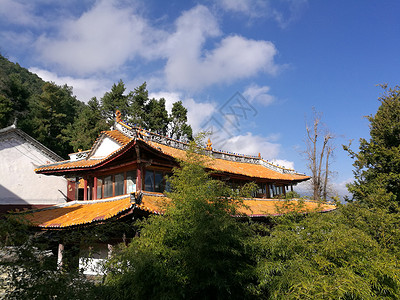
145 140 309 182
103 130 132 146
21 194 168 228
23 197 133 228
20 194 335 228
239 199 336 216
137 194 169 215
35 127 309 183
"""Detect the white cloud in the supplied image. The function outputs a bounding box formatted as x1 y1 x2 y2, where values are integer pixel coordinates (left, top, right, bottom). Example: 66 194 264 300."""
185 98 217 133
29 67 111 102
243 84 275 106
218 0 267 17
271 159 294 170
36 0 164 75
218 0 308 28
9 2 280 93
272 0 308 29
149 91 217 133
0 0 41 26
165 15 279 91
219 132 280 159
0 30 35 53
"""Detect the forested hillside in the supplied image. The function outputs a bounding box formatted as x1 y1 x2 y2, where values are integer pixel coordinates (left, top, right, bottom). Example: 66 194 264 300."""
0 54 44 96
0 55 192 158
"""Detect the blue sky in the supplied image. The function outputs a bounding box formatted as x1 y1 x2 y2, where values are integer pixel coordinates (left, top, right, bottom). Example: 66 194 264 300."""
1 0 399 198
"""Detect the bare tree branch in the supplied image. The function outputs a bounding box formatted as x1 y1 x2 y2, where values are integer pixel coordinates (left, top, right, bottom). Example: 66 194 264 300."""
304 109 335 200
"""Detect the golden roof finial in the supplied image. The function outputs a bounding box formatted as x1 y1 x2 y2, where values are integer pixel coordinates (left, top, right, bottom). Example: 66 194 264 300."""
258 152 261 159
206 138 212 151
116 110 122 122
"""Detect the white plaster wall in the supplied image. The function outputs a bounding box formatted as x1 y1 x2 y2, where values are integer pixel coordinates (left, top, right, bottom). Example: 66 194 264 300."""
0 135 67 205
91 136 121 159
79 244 109 275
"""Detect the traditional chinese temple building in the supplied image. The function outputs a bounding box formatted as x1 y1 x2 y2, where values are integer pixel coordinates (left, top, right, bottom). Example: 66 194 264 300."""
25 112 334 228
19 112 335 274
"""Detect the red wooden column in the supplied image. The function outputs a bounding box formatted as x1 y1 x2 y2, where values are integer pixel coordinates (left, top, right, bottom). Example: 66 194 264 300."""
93 176 98 200
83 178 88 200
137 164 142 191
67 180 76 202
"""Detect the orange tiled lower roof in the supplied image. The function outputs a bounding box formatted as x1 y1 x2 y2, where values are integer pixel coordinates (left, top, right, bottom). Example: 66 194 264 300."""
239 199 336 216
146 141 309 182
23 197 133 228
137 194 169 214
20 193 335 228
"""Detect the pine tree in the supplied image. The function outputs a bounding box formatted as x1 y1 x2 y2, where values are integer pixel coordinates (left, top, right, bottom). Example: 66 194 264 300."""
144 97 169 135
127 82 148 127
170 101 193 140
0 74 30 128
24 82 82 157
63 97 109 152
101 80 129 125
344 85 400 210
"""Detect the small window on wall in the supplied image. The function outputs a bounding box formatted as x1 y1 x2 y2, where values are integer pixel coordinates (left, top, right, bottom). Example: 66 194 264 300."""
95 170 140 199
145 170 168 192
126 170 136 193
104 176 113 198
115 173 124 196
154 171 164 192
145 170 155 192
97 178 103 199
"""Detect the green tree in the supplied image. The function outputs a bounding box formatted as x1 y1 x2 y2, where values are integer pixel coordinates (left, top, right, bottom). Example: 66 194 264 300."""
256 209 400 299
0 74 30 128
106 81 193 140
0 94 13 128
170 101 193 140
101 80 129 125
104 138 257 299
0 54 43 96
22 82 82 157
63 97 109 151
127 82 148 127
144 97 170 135
344 85 400 210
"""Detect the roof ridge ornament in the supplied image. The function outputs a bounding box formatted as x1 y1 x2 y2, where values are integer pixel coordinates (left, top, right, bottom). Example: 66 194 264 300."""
116 110 122 122
206 138 212 151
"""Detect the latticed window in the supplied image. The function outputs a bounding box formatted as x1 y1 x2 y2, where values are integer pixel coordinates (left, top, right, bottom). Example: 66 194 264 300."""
126 170 136 193
114 173 124 196
104 176 113 198
96 170 137 199
145 169 170 192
